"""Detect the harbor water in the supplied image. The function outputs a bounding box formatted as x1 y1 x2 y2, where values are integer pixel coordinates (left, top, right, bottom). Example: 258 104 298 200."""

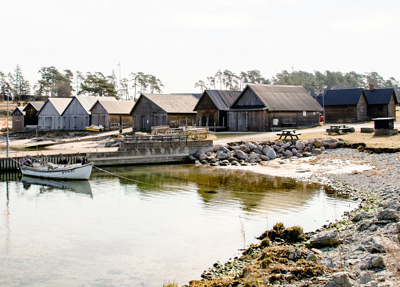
0 164 358 286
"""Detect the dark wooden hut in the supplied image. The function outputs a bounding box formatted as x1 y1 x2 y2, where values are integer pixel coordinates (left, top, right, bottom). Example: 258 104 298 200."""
193 90 241 128
322 88 368 123
23 102 43 127
227 85 323 132
37 98 72 130
91 100 136 130
364 86 398 119
11 106 25 132
131 93 198 132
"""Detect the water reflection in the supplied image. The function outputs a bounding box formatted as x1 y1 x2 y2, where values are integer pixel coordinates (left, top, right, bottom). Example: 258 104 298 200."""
0 164 357 287
20 177 93 197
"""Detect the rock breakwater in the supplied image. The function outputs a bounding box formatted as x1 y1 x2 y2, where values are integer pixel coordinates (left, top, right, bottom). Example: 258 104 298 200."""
190 138 344 167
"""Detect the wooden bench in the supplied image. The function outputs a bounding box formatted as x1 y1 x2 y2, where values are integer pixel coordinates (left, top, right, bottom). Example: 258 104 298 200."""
326 125 355 134
276 129 301 140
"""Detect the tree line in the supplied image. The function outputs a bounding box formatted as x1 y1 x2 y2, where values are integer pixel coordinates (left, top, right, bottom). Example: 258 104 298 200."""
195 69 400 95
0 65 164 101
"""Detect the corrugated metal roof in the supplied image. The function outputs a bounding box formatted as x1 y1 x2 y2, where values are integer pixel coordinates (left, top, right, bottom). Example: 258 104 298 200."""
46 98 73 115
194 90 242 111
239 84 323 111
142 94 198 113
323 89 364 106
97 100 136 115
364 88 398 105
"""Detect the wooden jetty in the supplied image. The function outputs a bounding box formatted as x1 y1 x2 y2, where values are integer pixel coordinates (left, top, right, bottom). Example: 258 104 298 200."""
0 136 213 171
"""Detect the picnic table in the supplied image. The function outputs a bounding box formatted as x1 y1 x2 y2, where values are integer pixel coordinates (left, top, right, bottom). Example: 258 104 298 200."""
276 129 301 140
326 125 355 134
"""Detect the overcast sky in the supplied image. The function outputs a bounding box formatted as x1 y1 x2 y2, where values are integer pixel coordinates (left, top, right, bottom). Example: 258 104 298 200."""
2 0 400 94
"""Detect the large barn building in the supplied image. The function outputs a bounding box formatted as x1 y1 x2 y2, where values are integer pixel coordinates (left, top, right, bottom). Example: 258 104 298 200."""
227 84 323 131
131 93 199 132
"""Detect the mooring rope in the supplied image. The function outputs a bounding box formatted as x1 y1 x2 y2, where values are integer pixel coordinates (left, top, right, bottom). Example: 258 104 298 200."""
92 165 157 187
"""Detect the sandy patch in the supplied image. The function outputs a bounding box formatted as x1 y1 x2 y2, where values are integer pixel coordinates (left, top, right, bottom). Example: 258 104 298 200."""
218 155 373 179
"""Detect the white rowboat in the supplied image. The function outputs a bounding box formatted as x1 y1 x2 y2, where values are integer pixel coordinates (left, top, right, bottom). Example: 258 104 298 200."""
20 162 94 180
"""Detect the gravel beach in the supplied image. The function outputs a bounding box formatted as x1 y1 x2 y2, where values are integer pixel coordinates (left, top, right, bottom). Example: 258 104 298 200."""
189 147 400 287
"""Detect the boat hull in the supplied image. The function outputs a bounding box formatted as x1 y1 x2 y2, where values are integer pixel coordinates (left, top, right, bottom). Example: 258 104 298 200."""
20 163 94 180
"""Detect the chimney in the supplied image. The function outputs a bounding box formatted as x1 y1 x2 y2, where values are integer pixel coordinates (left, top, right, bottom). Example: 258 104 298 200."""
369 84 375 90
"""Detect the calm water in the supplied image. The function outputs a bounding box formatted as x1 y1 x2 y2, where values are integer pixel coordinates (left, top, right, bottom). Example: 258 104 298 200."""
0 164 358 287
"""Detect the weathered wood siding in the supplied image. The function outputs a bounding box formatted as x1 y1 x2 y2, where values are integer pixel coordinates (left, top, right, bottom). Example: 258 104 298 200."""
91 102 109 129
109 115 132 130
234 89 264 107
270 111 320 130
227 110 269 131
367 95 397 119
325 95 368 123
168 113 196 128
325 106 357 123
132 97 167 131
12 110 24 132
195 94 219 126
228 110 319 131
63 98 90 130
38 104 63 130
24 105 39 126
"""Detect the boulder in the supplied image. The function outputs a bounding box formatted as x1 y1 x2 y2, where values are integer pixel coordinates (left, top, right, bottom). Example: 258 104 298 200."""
219 160 230 166
260 155 270 161
309 229 339 247
216 150 232 160
295 141 305 151
377 209 399 221
198 153 208 161
249 153 261 160
235 150 248 160
360 254 385 270
306 251 317 262
313 139 323 148
325 272 354 287
312 148 322 155
357 271 372 284
262 146 276 159
245 142 257 150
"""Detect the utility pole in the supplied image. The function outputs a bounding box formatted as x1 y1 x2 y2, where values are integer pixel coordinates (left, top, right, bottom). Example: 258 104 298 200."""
5 88 9 157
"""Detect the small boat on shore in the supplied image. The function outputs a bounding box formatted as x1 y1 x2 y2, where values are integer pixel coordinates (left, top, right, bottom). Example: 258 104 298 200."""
86 125 104 132
20 159 94 180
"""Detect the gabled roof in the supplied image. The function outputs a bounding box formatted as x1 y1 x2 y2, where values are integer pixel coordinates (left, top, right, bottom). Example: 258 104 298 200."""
137 93 198 114
364 88 398 105
323 88 364 106
92 100 136 115
11 106 25 116
194 90 242 111
22 102 44 112
233 84 323 111
62 96 116 115
39 98 72 115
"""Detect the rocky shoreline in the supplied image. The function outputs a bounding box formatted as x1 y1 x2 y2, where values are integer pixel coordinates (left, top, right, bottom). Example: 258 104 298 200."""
186 141 400 287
